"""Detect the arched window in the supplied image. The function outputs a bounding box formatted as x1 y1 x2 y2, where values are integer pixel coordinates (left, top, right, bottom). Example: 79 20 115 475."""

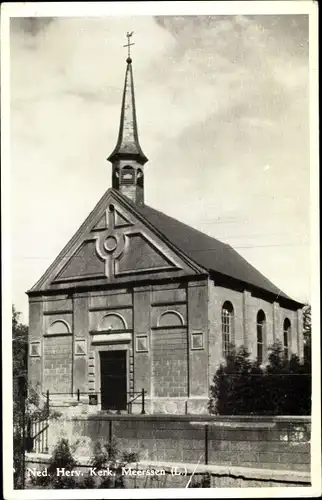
47 320 70 335
121 165 135 185
158 310 184 328
98 313 127 332
256 310 266 363
222 301 234 357
283 318 291 358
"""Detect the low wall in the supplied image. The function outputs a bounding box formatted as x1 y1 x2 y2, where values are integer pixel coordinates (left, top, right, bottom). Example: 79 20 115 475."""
46 414 311 473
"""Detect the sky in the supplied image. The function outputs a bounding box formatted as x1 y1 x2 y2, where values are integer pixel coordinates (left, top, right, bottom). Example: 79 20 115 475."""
9 13 311 324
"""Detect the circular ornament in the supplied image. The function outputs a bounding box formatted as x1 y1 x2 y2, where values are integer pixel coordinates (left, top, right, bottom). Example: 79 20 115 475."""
104 236 117 252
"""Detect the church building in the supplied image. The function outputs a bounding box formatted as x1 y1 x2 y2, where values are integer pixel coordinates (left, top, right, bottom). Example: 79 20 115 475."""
27 49 304 415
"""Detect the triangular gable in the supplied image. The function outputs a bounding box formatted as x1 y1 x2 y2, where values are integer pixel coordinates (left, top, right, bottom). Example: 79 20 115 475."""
114 208 133 228
91 212 108 231
115 233 178 276
56 240 105 280
29 189 206 293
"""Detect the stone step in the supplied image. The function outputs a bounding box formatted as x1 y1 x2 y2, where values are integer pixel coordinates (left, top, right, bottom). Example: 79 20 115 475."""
96 409 128 415
49 399 79 406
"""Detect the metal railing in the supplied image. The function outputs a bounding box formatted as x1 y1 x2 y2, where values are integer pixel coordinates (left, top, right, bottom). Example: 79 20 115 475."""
42 388 146 414
26 416 49 454
127 389 146 415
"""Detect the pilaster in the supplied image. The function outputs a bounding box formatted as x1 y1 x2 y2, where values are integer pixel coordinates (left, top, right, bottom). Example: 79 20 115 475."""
133 285 151 396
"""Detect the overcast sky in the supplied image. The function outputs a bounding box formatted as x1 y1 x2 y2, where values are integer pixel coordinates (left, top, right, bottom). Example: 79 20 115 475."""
10 13 311 323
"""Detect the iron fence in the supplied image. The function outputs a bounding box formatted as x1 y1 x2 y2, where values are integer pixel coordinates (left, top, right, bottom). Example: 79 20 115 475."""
41 388 146 414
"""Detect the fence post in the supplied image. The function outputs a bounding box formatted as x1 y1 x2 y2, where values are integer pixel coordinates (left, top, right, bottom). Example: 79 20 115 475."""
46 390 49 416
108 420 113 458
44 420 48 454
205 425 209 465
20 378 27 489
77 389 80 402
25 417 33 453
141 388 146 415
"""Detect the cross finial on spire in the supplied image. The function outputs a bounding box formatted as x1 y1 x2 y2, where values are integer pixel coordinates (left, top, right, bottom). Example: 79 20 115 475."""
123 31 134 63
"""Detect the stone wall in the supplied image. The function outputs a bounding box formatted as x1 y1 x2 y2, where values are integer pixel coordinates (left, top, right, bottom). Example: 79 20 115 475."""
46 415 310 473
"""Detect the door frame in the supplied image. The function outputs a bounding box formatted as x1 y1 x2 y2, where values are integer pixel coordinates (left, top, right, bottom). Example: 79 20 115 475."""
95 344 130 409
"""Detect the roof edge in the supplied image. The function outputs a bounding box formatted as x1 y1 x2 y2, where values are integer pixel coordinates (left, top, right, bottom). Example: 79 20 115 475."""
209 270 305 309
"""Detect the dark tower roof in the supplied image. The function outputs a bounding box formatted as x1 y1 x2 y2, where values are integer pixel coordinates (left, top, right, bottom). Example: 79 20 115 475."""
107 57 148 165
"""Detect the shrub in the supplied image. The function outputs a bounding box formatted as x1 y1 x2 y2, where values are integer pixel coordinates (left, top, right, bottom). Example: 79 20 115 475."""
209 341 311 416
89 440 139 488
29 437 140 489
29 438 78 489
189 472 211 488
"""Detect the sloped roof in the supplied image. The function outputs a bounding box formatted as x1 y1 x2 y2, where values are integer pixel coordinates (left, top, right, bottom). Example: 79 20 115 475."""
133 201 299 304
27 184 302 307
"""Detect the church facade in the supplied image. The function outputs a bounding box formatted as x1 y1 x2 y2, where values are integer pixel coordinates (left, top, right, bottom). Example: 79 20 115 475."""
27 54 304 415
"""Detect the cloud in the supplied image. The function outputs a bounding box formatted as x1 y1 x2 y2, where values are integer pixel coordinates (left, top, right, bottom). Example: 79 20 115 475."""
10 15 310 321
11 17 54 36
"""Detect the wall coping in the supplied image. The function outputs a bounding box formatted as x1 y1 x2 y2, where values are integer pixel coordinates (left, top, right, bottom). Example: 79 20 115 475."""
68 413 311 424
25 454 310 484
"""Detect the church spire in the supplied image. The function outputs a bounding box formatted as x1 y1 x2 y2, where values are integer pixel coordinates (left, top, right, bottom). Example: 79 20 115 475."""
108 32 148 206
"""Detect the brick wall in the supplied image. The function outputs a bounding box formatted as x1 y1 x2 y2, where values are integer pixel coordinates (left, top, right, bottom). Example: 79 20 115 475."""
43 336 72 393
152 328 188 397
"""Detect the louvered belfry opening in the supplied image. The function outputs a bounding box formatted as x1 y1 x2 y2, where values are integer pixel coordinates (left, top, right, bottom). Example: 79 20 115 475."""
108 55 148 206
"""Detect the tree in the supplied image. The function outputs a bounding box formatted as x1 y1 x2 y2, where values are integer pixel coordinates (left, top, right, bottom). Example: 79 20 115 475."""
264 341 311 415
209 344 263 415
303 304 311 368
12 305 28 488
13 305 29 426
209 340 311 416
12 305 28 382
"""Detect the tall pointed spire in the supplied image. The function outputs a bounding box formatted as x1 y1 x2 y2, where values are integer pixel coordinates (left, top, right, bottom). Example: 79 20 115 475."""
108 33 148 206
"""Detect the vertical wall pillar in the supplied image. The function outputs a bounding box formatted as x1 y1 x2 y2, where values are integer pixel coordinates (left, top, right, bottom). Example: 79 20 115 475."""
264 303 275 360
188 280 208 397
273 301 282 344
296 308 304 360
72 293 89 395
242 290 252 353
207 280 221 385
28 298 44 391
133 286 151 397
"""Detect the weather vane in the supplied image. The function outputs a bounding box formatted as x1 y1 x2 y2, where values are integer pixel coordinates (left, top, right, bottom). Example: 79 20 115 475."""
123 31 134 60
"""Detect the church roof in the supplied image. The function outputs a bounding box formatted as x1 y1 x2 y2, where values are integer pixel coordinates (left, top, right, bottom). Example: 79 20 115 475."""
129 199 301 305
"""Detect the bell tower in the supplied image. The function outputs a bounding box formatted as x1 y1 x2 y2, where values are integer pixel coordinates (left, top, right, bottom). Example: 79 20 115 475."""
107 32 148 206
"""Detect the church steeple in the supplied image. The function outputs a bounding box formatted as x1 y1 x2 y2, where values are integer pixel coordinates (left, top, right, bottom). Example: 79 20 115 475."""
107 32 148 206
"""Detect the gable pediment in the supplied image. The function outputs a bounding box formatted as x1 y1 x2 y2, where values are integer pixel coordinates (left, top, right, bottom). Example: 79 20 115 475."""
29 189 205 293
